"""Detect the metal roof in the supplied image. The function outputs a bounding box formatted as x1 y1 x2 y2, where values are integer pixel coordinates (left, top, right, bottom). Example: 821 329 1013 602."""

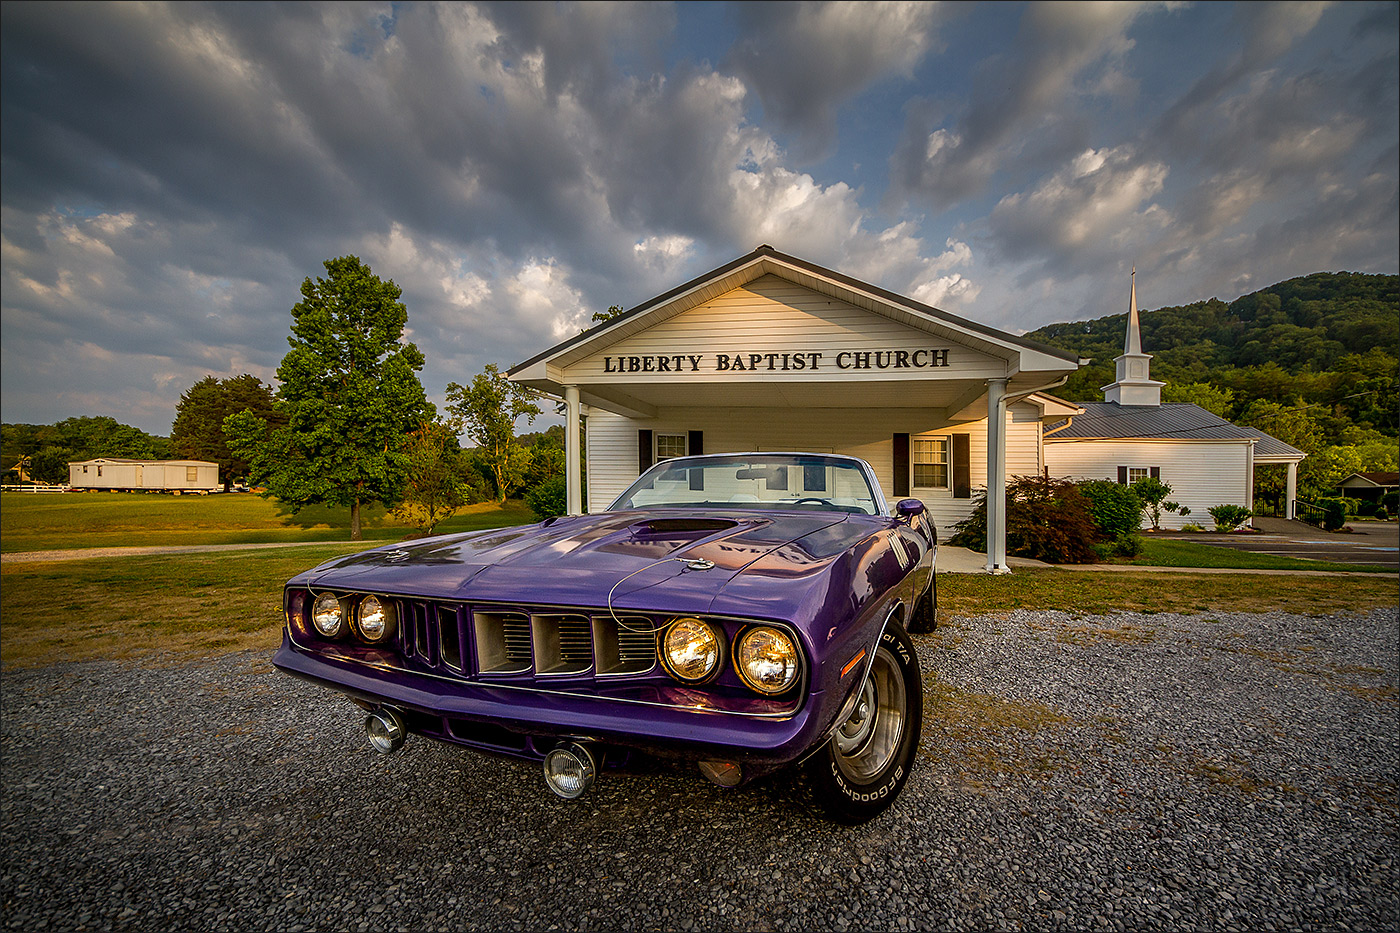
1044 402 1305 460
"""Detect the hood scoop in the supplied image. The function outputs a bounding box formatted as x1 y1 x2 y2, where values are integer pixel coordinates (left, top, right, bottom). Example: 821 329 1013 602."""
632 517 742 536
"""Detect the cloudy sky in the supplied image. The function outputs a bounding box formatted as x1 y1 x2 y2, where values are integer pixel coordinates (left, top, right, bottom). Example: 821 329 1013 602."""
3 1 1396 436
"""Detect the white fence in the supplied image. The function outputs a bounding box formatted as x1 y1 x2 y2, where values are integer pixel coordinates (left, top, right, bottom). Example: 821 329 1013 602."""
0 485 71 493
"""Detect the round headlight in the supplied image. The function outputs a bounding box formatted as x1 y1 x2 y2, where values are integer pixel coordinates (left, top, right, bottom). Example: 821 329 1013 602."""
357 595 396 643
735 626 800 695
661 617 722 683
311 592 346 638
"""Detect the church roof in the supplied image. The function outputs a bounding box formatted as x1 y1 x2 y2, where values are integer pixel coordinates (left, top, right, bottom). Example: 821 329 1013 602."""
1045 401 1306 460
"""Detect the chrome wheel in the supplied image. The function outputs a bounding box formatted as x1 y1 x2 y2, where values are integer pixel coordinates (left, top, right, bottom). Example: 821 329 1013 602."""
832 645 906 782
795 620 922 824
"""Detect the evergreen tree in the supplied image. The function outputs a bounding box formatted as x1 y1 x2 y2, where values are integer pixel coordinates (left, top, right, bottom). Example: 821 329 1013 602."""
170 374 279 490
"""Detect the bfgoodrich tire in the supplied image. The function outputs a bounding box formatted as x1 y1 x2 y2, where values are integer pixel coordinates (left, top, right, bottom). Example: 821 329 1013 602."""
796 621 923 824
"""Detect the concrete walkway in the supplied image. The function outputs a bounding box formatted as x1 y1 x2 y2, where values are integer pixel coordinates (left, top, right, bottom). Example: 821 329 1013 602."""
0 540 341 564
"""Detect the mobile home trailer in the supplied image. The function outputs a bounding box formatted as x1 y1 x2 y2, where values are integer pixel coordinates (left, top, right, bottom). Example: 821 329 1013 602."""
68 458 220 493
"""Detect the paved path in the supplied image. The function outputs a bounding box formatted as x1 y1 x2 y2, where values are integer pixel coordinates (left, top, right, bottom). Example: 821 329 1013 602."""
0 540 346 564
1157 517 1398 572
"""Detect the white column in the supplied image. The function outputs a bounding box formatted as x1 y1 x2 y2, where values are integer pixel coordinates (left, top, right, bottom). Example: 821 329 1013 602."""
1245 443 1255 529
985 377 1009 574
1285 462 1297 520
564 385 582 515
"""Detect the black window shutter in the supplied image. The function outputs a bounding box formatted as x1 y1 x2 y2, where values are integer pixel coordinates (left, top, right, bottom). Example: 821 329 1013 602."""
686 431 705 489
1150 466 1160 479
892 433 910 498
1117 466 1128 485
638 430 653 474
953 434 971 499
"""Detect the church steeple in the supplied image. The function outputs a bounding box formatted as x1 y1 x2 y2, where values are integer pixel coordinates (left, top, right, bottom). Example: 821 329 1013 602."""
1102 267 1164 407
1124 267 1143 355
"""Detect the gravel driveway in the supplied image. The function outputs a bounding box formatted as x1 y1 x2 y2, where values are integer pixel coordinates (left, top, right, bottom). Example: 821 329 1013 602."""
3 607 1396 932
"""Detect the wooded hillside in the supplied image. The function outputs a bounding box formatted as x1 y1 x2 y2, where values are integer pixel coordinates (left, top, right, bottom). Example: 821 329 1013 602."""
1026 271 1398 504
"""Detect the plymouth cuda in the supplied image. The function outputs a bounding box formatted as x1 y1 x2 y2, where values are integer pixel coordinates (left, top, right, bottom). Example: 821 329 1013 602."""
273 452 937 823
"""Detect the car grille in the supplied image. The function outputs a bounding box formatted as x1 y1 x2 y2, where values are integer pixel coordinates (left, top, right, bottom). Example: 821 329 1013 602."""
395 600 659 680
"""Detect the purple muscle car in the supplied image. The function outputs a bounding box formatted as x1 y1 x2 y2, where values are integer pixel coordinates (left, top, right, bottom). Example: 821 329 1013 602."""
274 452 937 823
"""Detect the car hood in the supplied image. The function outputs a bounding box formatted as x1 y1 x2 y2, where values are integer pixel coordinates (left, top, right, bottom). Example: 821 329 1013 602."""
293 510 885 616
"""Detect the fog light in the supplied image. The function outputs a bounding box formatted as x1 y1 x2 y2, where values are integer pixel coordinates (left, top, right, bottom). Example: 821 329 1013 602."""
365 708 406 754
542 743 596 800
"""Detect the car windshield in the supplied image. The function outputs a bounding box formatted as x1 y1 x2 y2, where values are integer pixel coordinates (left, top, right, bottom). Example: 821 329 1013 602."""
609 454 881 515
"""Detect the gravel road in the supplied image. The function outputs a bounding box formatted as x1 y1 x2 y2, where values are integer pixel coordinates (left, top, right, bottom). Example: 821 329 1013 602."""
3 607 1396 932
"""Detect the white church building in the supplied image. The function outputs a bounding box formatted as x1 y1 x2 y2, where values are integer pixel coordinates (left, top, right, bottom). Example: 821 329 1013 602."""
1043 271 1306 528
509 247 1301 568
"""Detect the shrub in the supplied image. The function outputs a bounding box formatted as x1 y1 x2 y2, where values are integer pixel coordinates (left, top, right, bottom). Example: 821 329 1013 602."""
1114 533 1144 557
1317 497 1348 531
524 476 567 520
1077 480 1143 538
949 474 1099 564
1130 476 1174 530
1207 504 1253 532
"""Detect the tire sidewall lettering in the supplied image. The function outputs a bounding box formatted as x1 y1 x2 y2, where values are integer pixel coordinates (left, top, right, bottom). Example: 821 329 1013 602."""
829 756 907 803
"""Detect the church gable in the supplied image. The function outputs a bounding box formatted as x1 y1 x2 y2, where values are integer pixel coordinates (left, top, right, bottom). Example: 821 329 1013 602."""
569 274 1004 384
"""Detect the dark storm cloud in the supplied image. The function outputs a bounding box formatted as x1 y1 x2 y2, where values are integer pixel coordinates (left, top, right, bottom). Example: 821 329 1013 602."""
724 1 946 159
0 2 734 430
888 1 1145 208
966 1 1397 325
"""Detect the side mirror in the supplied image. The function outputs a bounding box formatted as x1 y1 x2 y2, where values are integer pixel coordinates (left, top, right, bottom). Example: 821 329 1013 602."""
895 498 926 522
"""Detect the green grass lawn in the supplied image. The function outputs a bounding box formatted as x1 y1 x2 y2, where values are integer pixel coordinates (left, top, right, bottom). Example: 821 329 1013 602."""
0 491 536 552
1118 537 1394 574
0 543 373 668
938 569 1396 619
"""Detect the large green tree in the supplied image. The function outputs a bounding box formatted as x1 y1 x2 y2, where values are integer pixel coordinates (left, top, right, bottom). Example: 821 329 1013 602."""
170 374 279 490
445 364 541 503
226 256 432 539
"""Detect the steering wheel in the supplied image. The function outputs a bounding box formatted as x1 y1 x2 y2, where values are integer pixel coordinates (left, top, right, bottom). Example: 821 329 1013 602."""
793 497 835 508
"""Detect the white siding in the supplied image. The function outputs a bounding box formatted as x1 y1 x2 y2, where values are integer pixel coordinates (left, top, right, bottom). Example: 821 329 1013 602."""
910 401 1042 535
586 411 642 512
1044 439 1252 530
68 459 220 492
